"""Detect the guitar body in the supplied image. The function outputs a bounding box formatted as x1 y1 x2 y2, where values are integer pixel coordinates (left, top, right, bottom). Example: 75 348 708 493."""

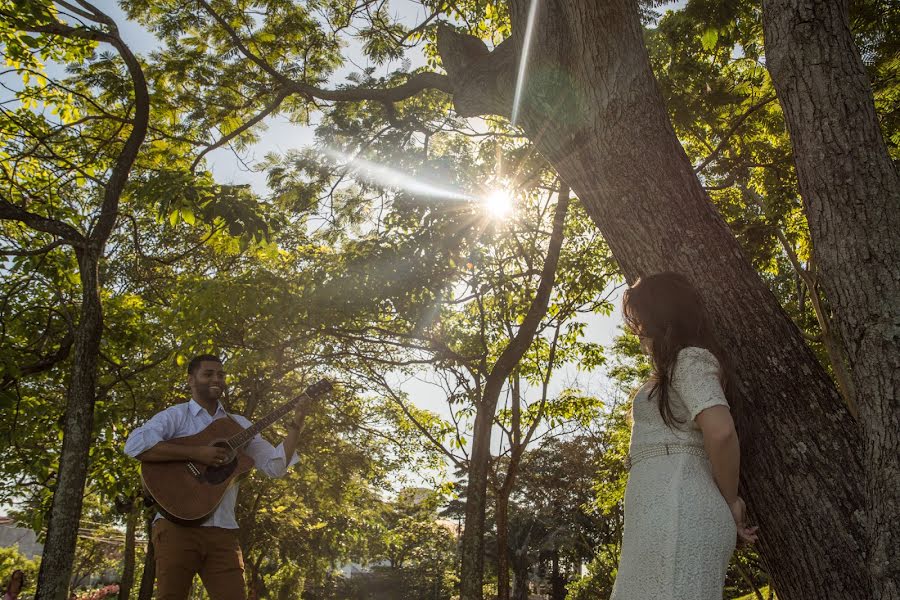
140 419 256 525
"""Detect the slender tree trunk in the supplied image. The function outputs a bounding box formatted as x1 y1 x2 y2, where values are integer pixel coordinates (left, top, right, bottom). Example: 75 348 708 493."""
805 273 856 412
8 15 151 600
36 250 103 600
495 488 511 600
458 194 569 600
735 559 766 600
511 553 528 600
549 550 565 600
119 504 138 600
762 2 900 597
773 228 856 413
437 2 867 598
28 17 149 600
460 403 498 600
137 514 156 600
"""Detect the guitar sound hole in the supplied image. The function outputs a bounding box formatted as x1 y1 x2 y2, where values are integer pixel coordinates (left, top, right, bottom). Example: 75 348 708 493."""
203 442 237 484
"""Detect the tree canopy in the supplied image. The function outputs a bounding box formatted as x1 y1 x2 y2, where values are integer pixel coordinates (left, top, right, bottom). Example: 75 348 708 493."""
1 1 897 599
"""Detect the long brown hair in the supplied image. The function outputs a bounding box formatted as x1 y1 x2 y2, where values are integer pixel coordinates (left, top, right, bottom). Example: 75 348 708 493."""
622 272 727 427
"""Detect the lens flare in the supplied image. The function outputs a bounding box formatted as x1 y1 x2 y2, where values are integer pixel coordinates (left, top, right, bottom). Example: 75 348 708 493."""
323 147 473 201
511 0 540 126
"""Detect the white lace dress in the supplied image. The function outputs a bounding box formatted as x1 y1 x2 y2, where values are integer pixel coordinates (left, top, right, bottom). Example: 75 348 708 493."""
610 347 736 600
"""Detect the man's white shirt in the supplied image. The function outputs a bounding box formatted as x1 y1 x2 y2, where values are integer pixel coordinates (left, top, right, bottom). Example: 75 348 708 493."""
124 399 299 529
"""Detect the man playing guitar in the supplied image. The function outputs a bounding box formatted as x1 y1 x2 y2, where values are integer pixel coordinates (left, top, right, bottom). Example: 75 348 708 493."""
124 354 307 600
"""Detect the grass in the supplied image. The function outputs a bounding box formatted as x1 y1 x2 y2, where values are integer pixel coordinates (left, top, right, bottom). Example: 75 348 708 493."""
731 586 775 600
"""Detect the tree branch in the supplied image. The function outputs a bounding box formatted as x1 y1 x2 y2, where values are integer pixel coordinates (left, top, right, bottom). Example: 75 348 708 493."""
1 332 74 391
196 0 288 83
694 94 777 173
283 71 453 104
10 19 116 45
0 198 85 245
88 13 150 244
192 88 290 172
487 185 570 384
0 239 67 256
196 0 453 105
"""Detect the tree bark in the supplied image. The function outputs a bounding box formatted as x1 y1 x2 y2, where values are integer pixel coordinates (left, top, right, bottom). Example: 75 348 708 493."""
32 17 150 600
436 1 868 598
761 2 900 598
459 382 512 600
36 249 104 600
495 486 511 600
549 550 565 600
772 226 857 414
511 552 528 600
137 515 156 600
119 504 138 600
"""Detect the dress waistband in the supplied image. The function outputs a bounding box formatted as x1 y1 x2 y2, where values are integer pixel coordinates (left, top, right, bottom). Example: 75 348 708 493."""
624 443 707 471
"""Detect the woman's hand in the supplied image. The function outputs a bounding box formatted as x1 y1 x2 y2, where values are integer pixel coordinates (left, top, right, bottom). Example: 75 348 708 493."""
729 497 759 545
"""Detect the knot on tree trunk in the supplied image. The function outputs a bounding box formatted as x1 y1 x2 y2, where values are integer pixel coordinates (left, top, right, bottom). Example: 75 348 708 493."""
436 25 515 118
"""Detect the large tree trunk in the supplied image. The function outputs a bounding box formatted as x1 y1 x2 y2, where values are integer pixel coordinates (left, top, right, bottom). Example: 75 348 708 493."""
36 251 104 600
437 1 868 598
761 2 900 598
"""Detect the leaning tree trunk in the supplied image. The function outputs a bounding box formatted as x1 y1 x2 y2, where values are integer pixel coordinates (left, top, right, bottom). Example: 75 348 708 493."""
36 251 104 600
436 1 868 598
761 2 900 598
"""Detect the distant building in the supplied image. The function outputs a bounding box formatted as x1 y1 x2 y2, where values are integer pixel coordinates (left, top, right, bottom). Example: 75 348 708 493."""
0 516 43 558
339 560 390 579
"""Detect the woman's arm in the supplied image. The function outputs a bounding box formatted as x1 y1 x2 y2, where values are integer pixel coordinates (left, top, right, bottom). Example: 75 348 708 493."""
696 405 740 504
696 405 758 543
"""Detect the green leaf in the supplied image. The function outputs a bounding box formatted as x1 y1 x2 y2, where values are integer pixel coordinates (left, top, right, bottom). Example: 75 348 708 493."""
701 28 719 52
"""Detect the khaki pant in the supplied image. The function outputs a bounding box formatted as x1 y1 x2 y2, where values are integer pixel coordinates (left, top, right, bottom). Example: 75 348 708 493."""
151 519 246 600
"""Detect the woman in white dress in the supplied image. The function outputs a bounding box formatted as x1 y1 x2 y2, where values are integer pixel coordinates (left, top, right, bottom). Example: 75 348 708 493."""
610 272 758 600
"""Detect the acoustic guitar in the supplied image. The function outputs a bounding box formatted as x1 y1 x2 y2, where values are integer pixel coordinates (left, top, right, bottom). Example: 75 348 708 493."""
140 379 332 525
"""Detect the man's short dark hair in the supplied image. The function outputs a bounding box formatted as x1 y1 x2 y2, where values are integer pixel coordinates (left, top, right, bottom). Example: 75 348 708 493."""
187 354 223 375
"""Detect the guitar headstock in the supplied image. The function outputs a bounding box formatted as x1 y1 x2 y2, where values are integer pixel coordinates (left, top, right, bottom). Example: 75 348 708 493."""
303 379 333 400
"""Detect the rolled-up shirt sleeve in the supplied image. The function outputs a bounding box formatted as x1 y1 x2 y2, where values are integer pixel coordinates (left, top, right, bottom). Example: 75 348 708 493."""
230 415 299 477
124 408 178 458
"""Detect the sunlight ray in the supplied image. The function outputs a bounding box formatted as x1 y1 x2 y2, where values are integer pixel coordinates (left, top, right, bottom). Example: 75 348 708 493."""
510 0 540 127
323 147 474 202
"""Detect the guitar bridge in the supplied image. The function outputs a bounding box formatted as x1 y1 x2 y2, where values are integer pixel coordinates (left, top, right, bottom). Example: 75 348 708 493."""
186 461 202 479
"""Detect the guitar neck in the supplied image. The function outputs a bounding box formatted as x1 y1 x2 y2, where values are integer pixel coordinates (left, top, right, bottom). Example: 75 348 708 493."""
227 395 306 449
